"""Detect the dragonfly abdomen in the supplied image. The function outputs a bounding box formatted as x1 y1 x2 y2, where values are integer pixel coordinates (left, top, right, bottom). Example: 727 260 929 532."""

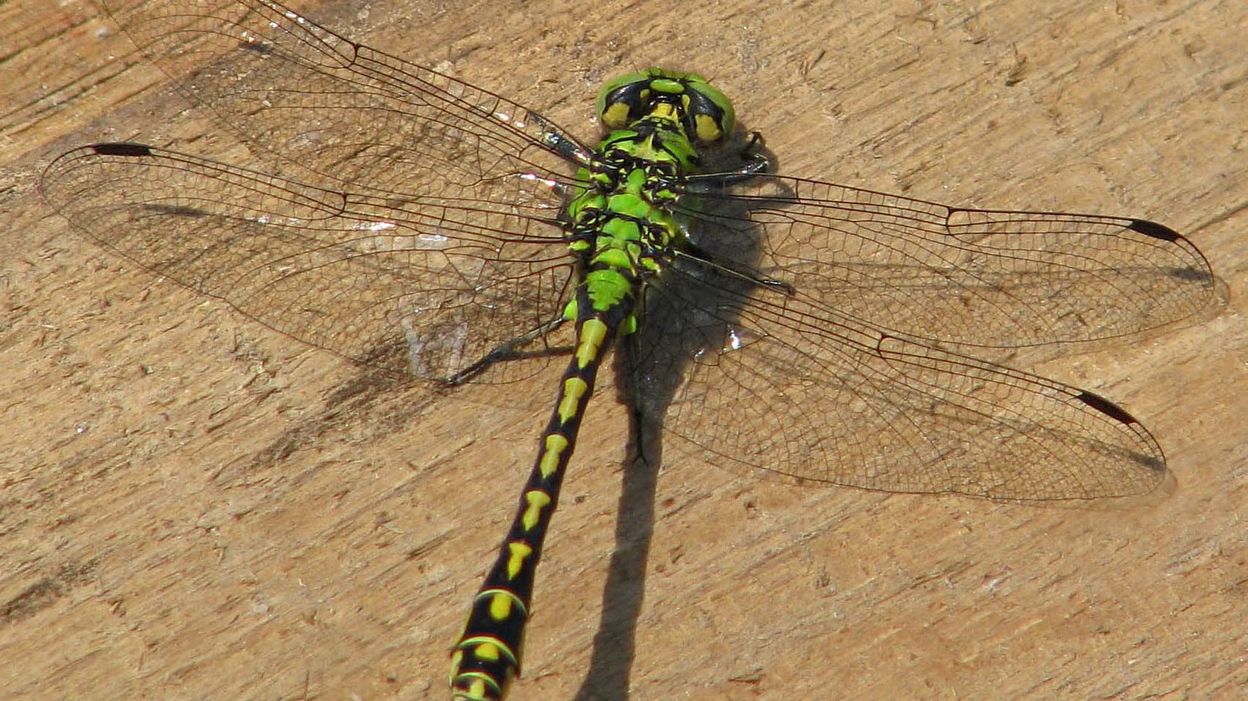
449 310 623 701
448 172 679 701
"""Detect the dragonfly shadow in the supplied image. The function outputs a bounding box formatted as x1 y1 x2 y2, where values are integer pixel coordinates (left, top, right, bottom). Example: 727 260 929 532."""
568 386 661 701
208 360 426 487
573 131 785 701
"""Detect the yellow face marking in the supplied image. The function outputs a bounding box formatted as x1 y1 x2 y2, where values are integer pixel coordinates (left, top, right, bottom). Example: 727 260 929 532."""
651 102 677 120
506 541 534 579
539 434 568 478
557 377 589 424
521 490 552 531
576 318 609 369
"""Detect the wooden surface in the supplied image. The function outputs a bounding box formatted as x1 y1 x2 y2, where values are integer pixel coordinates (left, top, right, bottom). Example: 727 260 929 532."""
2 1 1245 699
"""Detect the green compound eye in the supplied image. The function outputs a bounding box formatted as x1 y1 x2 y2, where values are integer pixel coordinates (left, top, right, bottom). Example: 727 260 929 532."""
596 68 735 143
676 71 736 142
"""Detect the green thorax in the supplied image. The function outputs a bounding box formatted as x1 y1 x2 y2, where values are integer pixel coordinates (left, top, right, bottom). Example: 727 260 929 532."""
562 69 736 326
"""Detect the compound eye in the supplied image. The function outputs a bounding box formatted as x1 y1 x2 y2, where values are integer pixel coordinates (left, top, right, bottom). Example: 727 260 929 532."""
600 81 648 130
684 90 730 144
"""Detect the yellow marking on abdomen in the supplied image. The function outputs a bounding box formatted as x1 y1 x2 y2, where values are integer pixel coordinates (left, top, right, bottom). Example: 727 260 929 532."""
449 648 464 679
538 434 569 478
506 541 534 579
455 631 518 664
557 377 589 424
521 490 552 531
467 678 487 700
485 590 524 622
472 640 501 661
575 318 609 369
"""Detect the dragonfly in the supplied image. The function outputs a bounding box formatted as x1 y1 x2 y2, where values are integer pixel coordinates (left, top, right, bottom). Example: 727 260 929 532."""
41 1 1220 699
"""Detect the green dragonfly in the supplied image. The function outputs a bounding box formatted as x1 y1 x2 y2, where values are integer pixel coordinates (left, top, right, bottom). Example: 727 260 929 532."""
41 1 1219 699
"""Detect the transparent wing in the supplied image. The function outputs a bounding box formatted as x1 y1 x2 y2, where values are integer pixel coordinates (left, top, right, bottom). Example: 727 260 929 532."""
56 0 1220 500
98 0 591 195
47 0 597 381
636 173 1220 499
633 255 1169 501
42 144 575 381
679 174 1219 350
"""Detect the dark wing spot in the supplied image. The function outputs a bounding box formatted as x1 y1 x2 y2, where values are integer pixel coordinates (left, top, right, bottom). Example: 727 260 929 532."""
91 142 153 157
1128 219 1181 242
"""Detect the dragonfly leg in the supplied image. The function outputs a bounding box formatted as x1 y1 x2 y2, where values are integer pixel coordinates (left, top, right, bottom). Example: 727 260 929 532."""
674 245 795 297
531 113 597 167
447 315 572 385
736 130 771 176
684 130 771 193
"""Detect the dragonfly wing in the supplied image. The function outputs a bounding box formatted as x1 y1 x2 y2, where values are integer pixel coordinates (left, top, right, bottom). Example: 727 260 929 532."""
42 144 575 382
634 255 1168 501
99 0 589 197
681 174 1220 350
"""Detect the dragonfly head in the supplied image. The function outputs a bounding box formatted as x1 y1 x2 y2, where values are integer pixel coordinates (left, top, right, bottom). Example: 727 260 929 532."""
596 69 736 145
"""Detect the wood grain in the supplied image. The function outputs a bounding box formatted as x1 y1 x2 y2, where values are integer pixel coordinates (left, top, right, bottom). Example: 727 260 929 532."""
2 1 1244 699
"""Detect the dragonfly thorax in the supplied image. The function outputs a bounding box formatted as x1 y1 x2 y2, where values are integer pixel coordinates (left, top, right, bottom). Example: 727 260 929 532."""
562 109 712 328
563 160 683 324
